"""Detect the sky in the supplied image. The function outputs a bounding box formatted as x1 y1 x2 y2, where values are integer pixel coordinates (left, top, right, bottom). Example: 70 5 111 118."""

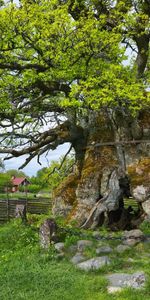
4 143 70 177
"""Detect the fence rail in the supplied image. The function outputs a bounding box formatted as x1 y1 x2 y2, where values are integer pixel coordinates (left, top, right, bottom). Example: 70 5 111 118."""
0 197 52 223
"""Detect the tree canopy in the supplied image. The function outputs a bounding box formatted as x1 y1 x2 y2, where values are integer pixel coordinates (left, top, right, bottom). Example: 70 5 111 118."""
0 0 149 168
5 169 27 178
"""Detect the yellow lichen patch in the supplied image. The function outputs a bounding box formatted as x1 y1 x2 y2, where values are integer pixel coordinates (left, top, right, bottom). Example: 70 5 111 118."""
65 204 78 223
53 173 79 205
100 147 117 165
81 146 117 179
128 158 150 187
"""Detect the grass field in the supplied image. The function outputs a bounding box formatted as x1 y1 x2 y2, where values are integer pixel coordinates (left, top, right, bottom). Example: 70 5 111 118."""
0 192 35 200
0 219 150 300
0 192 50 200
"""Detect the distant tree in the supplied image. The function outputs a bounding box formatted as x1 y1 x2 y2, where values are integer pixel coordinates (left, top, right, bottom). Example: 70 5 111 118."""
27 184 41 194
0 173 12 192
30 155 74 192
6 169 28 178
19 184 40 194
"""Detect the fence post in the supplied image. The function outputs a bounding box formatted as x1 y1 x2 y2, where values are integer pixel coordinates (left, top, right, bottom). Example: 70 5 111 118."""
6 187 9 221
26 190 28 214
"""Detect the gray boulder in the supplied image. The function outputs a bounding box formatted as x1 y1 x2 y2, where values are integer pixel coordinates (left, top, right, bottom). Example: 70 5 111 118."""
70 253 86 265
67 244 78 254
123 229 144 246
123 239 138 247
133 185 150 202
96 246 113 254
76 256 110 271
106 272 146 293
123 229 144 240
54 242 65 252
77 240 93 252
116 244 131 253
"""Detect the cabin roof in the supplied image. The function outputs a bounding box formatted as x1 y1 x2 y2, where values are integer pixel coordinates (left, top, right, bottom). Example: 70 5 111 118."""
12 177 29 186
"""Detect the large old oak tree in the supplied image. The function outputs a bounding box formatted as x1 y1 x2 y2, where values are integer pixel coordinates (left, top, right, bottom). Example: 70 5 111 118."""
0 0 150 228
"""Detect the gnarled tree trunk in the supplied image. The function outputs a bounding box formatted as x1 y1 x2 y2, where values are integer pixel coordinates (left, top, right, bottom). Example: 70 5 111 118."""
52 109 150 230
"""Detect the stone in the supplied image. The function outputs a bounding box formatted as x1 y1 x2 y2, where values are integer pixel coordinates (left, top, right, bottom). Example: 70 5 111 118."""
54 242 65 252
39 218 58 249
116 244 131 253
107 286 122 293
127 258 134 262
106 272 146 293
96 246 113 254
39 221 50 249
123 229 144 241
142 199 150 216
67 244 78 254
76 256 110 271
77 240 93 251
123 239 138 247
133 185 150 202
70 253 86 265
123 229 145 246
15 204 27 223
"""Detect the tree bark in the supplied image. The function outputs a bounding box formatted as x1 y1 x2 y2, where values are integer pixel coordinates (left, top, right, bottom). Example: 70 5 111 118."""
52 109 150 229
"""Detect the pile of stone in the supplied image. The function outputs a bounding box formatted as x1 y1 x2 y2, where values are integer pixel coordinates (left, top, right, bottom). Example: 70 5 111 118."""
39 219 147 293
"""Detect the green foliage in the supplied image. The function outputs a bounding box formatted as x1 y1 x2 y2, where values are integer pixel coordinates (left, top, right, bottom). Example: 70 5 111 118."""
6 169 28 178
0 0 149 116
0 0 149 167
31 156 74 192
0 173 12 191
25 184 41 194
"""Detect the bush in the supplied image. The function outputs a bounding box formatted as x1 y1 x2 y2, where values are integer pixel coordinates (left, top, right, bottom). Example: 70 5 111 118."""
27 184 41 194
0 173 12 192
19 184 41 193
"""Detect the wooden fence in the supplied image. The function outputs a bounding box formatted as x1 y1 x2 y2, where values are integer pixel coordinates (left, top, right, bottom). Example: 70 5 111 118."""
0 197 52 223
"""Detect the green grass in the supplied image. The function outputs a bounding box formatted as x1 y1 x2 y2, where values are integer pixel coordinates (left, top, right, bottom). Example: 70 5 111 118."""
0 220 150 300
0 192 32 200
0 192 50 200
